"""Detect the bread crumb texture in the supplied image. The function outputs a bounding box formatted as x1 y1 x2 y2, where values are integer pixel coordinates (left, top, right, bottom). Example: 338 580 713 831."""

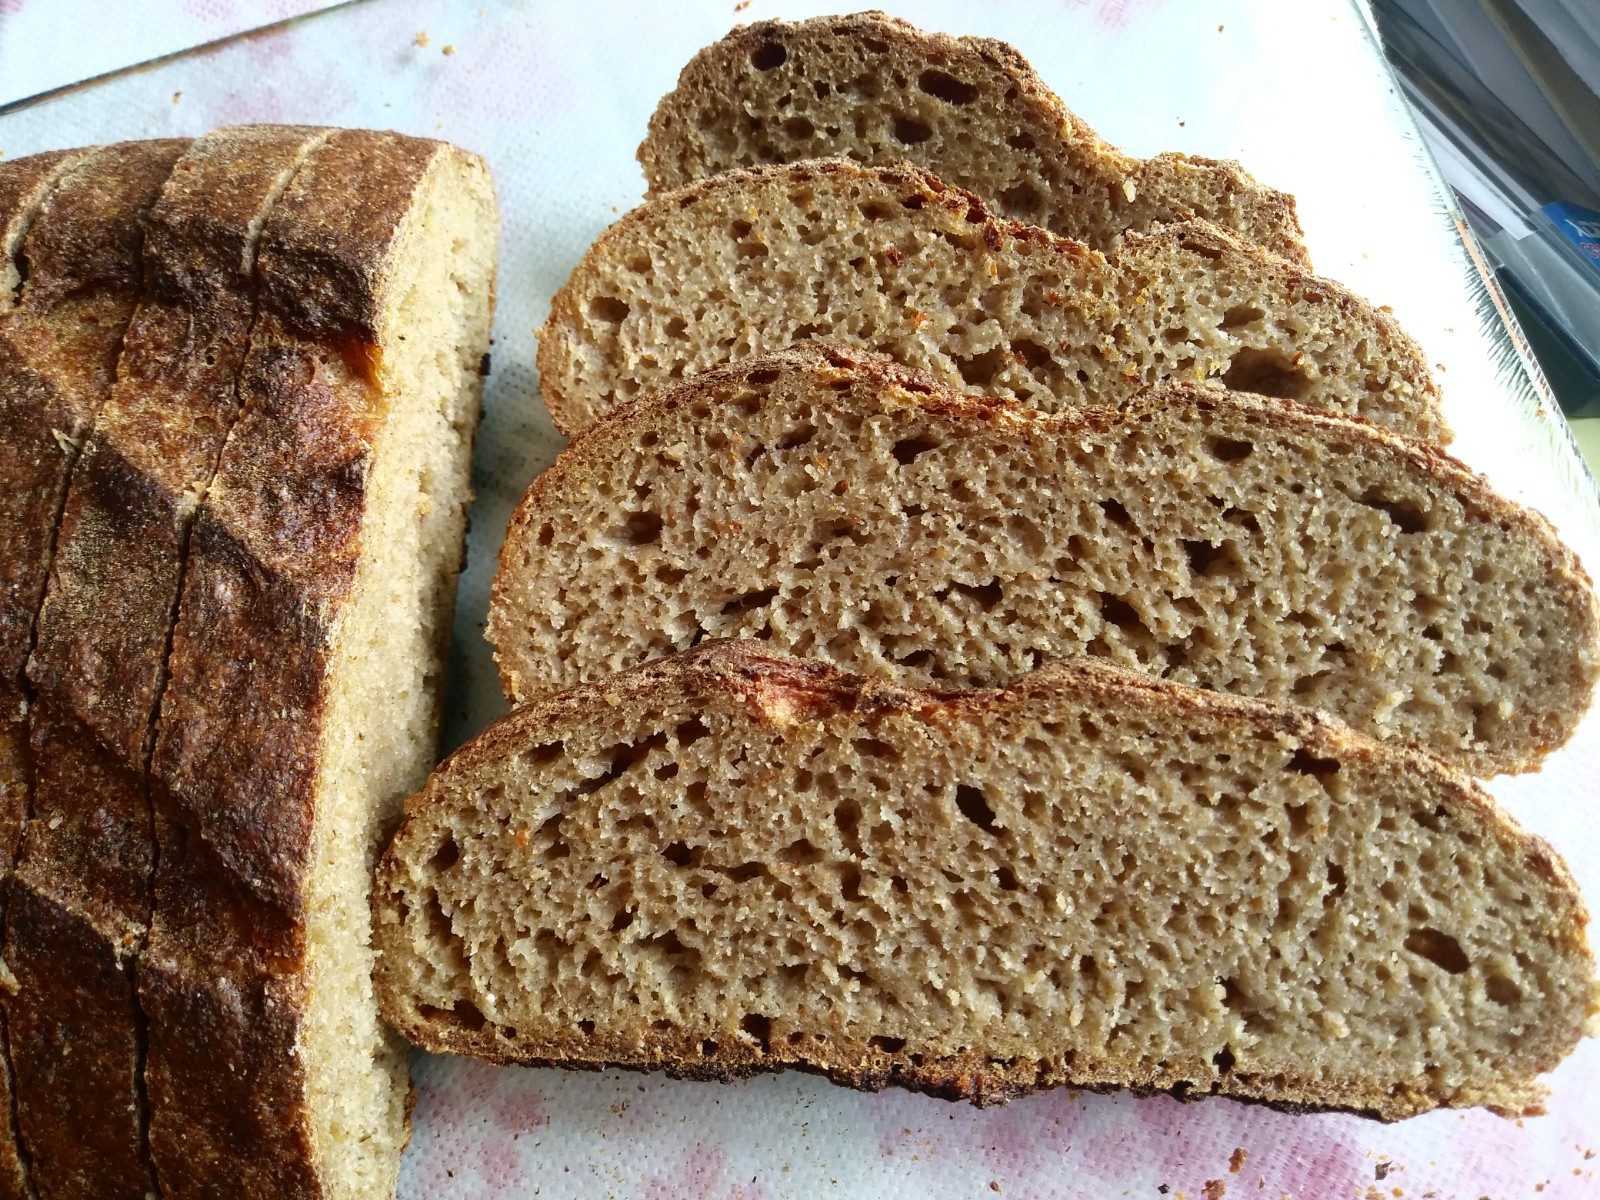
640 11 1307 264
492 348 1599 776
539 159 1441 440
375 643 1599 1121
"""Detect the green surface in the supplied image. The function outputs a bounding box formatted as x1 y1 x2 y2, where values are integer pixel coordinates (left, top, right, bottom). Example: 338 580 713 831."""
1574 417 1600 474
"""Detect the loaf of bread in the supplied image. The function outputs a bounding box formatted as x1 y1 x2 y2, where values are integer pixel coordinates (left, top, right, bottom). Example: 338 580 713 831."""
11 126 331 1200
641 11 1309 266
137 130 496 1199
538 160 1442 440
374 640 1599 1120
491 346 1598 777
0 139 190 1200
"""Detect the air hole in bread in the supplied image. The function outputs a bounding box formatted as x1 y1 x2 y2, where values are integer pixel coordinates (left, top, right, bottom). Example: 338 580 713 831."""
1205 435 1254 463
428 836 460 872
610 908 635 932
953 784 999 834
917 69 979 105
1220 347 1311 401
955 346 1007 388
740 1014 773 1050
1325 860 1348 905
860 200 895 222
783 116 815 140
661 842 695 868
852 738 899 763
618 511 663 545
721 586 780 618
1181 538 1229 578
750 41 788 70
1288 749 1340 778
1404 927 1470 974
995 865 1019 892
891 435 939 465
999 182 1044 215
1221 303 1266 330
1286 802 1311 837
778 838 825 866
588 295 629 324
1097 498 1133 526
838 864 863 901
1011 337 1054 372
1212 1046 1237 1072
869 1035 907 1054
950 580 1003 612
418 1000 486 1033
775 424 816 450
1098 594 1148 639
1486 975 1523 1006
1355 488 1429 534
892 116 934 145
664 316 688 339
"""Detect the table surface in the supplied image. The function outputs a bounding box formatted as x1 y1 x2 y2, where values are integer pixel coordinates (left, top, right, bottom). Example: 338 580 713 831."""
2 1 1597 1197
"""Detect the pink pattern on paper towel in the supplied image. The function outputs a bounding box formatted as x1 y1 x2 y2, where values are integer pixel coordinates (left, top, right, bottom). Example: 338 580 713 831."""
1057 0 1156 33
0 0 24 15
641 1143 771 1200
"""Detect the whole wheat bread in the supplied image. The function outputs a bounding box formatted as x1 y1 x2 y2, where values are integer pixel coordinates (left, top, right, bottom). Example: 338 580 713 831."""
0 140 189 1200
491 346 1598 777
538 159 1442 440
0 142 97 1200
10 126 331 1200
139 129 497 1200
641 11 1309 266
374 641 1599 1120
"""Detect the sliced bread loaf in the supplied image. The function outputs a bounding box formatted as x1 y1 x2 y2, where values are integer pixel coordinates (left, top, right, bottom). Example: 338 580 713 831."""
640 11 1309 266
140 130 497 1200
374 641 1599 1120
538 160 1441 440
0 139 189 1200
10 125 331 1200
491 347 1597 777
0 142 97 1200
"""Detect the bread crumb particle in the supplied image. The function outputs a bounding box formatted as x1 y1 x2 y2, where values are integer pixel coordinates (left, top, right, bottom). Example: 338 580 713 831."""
172 91 181 104
1230 1148 1247 1173
442 44 455 55
414 30 429 47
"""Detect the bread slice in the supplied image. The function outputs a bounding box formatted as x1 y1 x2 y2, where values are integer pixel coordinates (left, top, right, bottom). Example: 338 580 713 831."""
0 142 97 1200
10 126 331 1200
491 346 1598 777
0 139 189 1200
538 159 1441 440
139 130 497 1200
375 640 1599 1120
640 11 1309 266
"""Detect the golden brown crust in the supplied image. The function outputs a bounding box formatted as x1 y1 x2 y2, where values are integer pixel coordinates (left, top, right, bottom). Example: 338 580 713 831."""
0 139 188 1200
9 127 330 1200
142 129 448 1200
0 145 90 1200
377 641 1593 1122
641 11 1308 265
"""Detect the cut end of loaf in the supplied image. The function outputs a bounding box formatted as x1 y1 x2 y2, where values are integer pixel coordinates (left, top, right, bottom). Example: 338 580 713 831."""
375 643 1598 1121
300 141 496 1200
